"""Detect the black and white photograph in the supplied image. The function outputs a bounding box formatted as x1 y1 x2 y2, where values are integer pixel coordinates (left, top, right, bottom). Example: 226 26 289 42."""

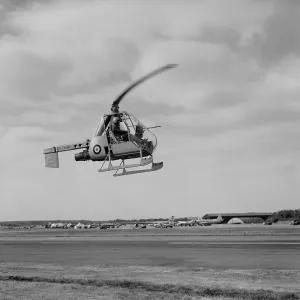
1 0 300 299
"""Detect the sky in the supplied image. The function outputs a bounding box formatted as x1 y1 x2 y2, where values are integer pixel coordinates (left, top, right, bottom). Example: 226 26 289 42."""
1 0 300 221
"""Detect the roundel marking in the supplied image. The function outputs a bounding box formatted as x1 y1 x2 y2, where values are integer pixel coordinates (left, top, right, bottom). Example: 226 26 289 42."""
93 145 101 154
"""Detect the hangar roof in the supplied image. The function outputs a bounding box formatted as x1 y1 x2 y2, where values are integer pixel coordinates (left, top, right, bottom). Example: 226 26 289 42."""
203 212 272 220
204 212 272 217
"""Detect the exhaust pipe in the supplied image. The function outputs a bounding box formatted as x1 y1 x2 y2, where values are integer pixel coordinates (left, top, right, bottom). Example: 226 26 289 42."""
75 150 90 161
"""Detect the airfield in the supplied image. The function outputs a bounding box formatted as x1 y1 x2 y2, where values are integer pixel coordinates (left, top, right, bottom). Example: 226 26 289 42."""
1 224 300 299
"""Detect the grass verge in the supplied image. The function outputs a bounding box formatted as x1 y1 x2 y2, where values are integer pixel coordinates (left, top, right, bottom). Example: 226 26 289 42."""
1 275 299 300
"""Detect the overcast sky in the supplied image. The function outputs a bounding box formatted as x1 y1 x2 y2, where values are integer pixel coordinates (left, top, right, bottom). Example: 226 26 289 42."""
1 0 299 221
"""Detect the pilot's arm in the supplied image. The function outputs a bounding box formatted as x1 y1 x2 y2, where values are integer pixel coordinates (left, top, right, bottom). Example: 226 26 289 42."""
112 124 127 136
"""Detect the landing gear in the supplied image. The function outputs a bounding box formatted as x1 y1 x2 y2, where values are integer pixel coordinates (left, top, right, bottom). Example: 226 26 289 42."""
113 161 163 177
97 148 163 177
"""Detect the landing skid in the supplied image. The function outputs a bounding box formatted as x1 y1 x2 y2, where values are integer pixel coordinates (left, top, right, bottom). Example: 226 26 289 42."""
98 156 152 172
97 147 163 176
113 162 163 177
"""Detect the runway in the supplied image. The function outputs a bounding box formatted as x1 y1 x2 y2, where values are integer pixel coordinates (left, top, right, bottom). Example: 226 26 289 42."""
1 226 300 270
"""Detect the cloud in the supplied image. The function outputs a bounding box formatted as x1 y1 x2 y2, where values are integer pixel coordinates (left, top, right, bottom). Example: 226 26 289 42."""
163 97 300 140
201 90 250 109
0 126 50 167
242 106 300 128
0 0 269 114
121 97 186 118
242 0 300 67
1 0 300 220
200 26 240 51
1 0 295 137
0 48 72 101
0 39 139 102
154 1 300 70
0 1 142 115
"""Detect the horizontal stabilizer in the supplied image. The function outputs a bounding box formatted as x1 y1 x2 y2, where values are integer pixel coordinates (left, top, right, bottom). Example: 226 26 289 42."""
44 152 59 168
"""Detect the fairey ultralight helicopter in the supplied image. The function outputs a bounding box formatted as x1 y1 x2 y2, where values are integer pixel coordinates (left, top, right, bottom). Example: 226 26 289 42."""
43 64 177 177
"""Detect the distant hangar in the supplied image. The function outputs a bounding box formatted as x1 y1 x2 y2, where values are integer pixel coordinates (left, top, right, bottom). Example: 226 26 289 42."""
202 212 273 224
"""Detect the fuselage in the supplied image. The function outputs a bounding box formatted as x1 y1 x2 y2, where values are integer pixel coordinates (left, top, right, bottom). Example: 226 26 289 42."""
88 135 148 161
76 111 157 162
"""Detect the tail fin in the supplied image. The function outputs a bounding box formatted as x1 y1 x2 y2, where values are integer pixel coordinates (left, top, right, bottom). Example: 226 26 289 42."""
44 152 59 168
43 140 89 168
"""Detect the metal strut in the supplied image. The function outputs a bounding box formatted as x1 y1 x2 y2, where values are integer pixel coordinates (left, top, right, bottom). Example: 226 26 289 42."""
98 155 153 173
97 131 163 175
113 161 163 177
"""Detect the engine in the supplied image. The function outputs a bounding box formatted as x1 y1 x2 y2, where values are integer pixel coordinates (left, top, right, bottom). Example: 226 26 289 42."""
75 150 90 161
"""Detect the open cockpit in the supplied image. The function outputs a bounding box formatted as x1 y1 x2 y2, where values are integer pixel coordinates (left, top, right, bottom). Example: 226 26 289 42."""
93 111 157 152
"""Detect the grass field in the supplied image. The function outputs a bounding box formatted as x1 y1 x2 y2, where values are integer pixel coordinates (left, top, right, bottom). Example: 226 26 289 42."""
1 267 299 300
1 225 300 299
0 280 234 300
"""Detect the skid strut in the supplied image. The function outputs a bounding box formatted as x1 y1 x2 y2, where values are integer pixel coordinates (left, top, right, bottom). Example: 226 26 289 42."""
98 151 163 176
113 162 163 177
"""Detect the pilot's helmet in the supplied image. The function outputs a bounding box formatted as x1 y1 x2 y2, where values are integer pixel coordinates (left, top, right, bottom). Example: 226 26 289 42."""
112 116 121 123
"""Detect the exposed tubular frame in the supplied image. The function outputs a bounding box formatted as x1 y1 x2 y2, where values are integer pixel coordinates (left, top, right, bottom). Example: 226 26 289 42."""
97 112 162 176
97 147 153 173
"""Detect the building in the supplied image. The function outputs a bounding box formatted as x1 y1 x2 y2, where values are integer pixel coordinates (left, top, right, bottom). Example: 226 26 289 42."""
202 212 272 224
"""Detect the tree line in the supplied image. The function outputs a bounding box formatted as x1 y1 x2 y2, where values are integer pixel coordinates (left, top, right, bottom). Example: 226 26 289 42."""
269 209 300 222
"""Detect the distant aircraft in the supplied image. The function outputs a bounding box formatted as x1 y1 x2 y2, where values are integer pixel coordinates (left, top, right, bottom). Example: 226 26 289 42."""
195 215 224 226
133 223 147 229
176 220 190 227
66 223 75 228
74 222 86 229
50 222 66 228
153 216 176 228
290 220 300 226
176 218 201 227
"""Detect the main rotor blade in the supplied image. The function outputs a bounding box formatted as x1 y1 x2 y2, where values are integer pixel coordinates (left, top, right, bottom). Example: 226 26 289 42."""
112 64 177 110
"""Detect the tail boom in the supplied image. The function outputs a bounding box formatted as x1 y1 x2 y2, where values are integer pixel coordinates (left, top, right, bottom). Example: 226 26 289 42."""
43 140 90 168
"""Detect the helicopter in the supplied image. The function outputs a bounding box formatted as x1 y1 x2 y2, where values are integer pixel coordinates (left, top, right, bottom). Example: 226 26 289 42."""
43 64 177 177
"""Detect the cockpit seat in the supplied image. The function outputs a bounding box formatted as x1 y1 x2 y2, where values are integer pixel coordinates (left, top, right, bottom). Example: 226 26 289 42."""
109 130 128 144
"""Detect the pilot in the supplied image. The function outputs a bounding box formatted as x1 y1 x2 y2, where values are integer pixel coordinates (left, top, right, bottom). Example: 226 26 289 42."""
111 116 145 147
111 116 129 141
